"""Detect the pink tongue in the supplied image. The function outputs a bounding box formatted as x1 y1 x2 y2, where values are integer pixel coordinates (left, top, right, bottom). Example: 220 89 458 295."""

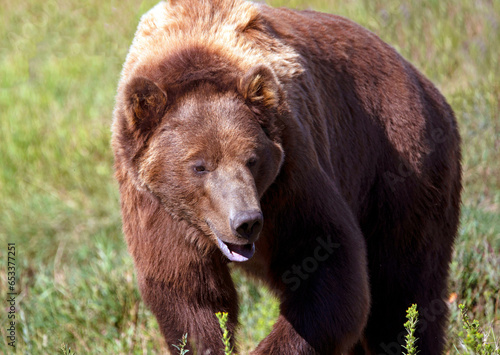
216 237 255 262
227 243 255 260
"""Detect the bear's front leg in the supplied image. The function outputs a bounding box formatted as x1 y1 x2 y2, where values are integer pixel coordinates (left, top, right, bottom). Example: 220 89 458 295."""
121 187 239 354
253 217 370 354
137 256 238 355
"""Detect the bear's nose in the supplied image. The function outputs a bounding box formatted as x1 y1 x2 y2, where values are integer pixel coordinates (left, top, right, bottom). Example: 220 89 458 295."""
231 210 263 243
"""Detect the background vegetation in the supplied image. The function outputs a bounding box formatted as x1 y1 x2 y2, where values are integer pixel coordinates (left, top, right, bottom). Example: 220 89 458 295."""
0 0 498 353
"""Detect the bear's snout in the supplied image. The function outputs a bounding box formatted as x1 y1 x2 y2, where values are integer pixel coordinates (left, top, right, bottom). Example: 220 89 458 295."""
230 209 263 243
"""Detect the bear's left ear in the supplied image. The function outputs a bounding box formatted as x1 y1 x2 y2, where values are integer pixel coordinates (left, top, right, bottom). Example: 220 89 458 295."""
124 76 168 134
238 65 280 110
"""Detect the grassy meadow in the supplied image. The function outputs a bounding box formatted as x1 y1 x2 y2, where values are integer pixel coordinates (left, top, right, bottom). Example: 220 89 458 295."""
0 0 498 353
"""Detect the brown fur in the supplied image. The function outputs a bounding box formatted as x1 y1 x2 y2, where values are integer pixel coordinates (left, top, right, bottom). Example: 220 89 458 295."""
112 1 461 354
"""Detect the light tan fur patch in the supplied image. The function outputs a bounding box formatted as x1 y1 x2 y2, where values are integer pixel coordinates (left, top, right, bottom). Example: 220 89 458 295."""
119 0 303 91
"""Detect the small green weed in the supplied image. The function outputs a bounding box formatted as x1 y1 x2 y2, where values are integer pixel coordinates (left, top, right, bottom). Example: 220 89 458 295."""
172 333 189 355
216 312 233 355
458 304 496 354
60 343 76 355
403 304 419 355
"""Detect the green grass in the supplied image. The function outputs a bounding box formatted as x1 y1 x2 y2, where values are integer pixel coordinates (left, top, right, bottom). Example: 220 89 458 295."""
0 0 498 353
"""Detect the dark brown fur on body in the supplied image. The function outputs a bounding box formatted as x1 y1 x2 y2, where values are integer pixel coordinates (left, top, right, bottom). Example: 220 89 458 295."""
112 1 461 354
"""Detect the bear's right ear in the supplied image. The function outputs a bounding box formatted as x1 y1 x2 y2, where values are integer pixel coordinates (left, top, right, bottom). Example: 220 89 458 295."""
238 65 280 111
124 76 168 133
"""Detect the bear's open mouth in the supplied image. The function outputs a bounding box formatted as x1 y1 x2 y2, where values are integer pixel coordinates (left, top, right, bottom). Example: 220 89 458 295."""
216 238 255 262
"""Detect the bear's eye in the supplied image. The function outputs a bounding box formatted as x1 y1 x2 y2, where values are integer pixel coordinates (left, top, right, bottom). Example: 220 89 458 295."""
246 157 258 168
194 164 207 173
193 161 208 174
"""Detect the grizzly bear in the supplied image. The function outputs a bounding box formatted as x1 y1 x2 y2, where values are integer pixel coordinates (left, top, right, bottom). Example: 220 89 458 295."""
111 0 462 354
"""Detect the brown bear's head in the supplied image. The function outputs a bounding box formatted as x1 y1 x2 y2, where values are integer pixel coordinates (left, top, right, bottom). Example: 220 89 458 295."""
116 62 284 262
